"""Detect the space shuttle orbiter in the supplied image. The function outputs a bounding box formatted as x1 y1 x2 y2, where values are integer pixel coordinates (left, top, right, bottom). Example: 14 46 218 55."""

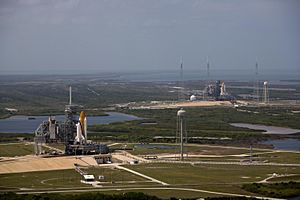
75 111 87 144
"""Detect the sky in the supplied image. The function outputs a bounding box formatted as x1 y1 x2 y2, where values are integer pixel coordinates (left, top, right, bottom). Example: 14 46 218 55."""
0 0 299 74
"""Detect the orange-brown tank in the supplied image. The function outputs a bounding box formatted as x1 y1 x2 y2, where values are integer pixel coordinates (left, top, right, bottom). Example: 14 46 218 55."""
79 111 86 131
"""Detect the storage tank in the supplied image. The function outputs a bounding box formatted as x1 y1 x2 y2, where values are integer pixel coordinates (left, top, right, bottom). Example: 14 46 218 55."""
190 95 196 101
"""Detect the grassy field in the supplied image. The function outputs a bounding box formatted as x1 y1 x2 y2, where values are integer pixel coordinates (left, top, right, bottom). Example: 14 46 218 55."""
0 143 34 157
127 163 300 194
112 142 300 164
0 159 299 198
0 169 84 190
85 166 153 185
0 166 152 190
128 163 300 185
0 133 33 143
125 143 265 156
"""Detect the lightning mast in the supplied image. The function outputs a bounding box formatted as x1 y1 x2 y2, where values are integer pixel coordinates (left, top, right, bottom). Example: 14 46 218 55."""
254 61 259 102
203 57 210 100
207 58 210 79
69 86 72 105
178 57 184 101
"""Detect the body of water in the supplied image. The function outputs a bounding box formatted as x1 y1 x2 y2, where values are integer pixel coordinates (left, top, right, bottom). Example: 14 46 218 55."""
230 123 300 134
262 139 300 151
0 112 140 133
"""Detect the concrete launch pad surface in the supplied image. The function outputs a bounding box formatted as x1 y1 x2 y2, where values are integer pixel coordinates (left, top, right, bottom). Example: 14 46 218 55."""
0 155 98 174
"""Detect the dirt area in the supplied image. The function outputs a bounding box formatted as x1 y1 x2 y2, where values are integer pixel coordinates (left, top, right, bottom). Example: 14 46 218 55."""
0 155 98 174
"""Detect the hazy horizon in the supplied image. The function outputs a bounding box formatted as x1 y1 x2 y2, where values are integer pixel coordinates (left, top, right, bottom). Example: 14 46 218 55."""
1 68 299 82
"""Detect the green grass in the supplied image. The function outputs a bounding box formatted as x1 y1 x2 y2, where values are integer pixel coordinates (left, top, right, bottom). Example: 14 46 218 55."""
113 143 300 164
0 167 153 190
127 163 300 194
85 166 152 184
0 133 33 143
0 143 34 157
0 169 84 190
127 143 263 156
0 159 299 198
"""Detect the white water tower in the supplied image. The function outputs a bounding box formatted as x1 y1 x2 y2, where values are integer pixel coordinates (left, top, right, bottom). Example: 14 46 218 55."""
263 81 269 104
177 108 187 161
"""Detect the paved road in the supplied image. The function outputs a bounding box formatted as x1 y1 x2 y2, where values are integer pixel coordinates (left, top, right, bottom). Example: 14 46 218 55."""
107 143 120 147
42 144 64 154
115 165 169 186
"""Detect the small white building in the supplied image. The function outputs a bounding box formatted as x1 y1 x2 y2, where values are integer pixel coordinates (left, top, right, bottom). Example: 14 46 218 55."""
5 108 18 112
129 160 139 165
83 174 95 182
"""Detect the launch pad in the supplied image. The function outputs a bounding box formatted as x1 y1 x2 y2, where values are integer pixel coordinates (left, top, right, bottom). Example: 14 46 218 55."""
34 87 109 155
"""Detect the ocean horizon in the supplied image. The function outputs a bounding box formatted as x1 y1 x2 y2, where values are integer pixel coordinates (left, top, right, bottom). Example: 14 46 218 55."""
0 68 299 82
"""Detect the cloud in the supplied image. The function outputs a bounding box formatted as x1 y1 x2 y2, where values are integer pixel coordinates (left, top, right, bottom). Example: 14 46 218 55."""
0 0 299 72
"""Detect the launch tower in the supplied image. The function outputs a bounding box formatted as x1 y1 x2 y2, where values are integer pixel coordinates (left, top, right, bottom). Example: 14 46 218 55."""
34 86 109 155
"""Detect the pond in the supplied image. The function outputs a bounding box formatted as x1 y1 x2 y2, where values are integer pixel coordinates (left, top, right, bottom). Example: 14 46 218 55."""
230 123 300 134
262 139 300 151
0 112 140 133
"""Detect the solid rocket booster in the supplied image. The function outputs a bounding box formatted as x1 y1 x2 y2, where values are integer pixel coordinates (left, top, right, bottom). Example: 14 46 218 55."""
220 81 226 96
84 116 87 142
